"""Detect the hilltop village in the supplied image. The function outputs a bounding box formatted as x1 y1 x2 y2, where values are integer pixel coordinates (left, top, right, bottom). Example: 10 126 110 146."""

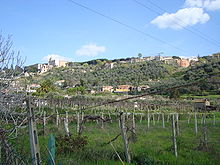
3 53 219 101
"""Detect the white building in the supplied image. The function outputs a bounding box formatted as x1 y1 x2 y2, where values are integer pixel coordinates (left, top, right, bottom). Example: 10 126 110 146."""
48 58 68 67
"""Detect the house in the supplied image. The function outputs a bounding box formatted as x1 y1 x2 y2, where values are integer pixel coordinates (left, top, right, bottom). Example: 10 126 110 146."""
176 59 190 67
115 85 132 93
48 58 68 67
154 55 163 61
162 56 177 65
102 86 114 92
38 63 52 73
189 57 199 66
143 56 154 61
59 60 68 67
24 72 30 77
104 62 115 69
194 99 210 111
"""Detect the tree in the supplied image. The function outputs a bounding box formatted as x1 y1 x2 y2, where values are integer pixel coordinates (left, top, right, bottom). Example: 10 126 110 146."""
35 79 56 95
138 53 142 58
83 63 89 67
0 33 26 164
67 86 86 95
172 56 181 59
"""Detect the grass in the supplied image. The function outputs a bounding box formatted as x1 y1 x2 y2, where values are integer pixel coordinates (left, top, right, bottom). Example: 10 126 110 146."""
12 112 220 165
181 94 220 99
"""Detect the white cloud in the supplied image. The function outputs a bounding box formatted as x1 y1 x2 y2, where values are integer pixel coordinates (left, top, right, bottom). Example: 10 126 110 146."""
151 8 210 29
185 0 204 8
42 54 70 62
185 0 220 11
75 43 106 56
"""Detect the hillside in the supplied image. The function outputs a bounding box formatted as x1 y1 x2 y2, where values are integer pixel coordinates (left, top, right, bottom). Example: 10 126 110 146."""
28 60 179 88
20 54 220 98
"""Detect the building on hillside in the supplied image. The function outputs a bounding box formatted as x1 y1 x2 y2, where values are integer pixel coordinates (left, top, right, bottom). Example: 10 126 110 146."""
102 86 114 92
143 56 155 61
176 59 190 67
38 63 52 73
161 56 177 65
24 71 30 77
59 60 68 67
115 85 132 93
104 62 115 69
154 55 163 61
162 56 173 61
48 58 68 67
189 57 199 66
194 99 210 111
212 53 220 58
130 56 154 63
48 59 56 67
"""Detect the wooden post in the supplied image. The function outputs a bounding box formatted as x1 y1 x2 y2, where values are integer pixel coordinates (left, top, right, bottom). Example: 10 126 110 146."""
187 113 191 124
140 114 143 123
171 114 178 157
132 113 136 134
152 113 155 126
213 114 216 125
201 114 203 124
56 110 59 127
194 112 198 134
66 111 69 124
108 111 112 123
203 113 206 124
81 112 84 122
202 113 208 149
27 98 41 165
147 112 150 129
43 111 46 136
176 113 179 136
119 112 131 163
64 117 70 136
162 113 165 128
77 112 80 134
167 114 170 122
157 113 160 123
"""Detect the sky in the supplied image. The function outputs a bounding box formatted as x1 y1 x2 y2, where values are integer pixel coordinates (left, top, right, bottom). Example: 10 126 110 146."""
0 0 220 66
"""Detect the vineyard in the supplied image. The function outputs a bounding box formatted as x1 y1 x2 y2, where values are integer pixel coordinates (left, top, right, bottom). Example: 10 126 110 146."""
1 96 220 165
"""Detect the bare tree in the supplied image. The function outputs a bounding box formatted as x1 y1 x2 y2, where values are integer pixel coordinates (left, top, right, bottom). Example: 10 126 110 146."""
0 32 27 164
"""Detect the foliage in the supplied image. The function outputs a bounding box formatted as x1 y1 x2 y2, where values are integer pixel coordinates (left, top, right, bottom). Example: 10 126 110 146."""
33 79 56 96
67 86 86 95
24 64 38 73
24 53 220 97
83 61 174 87
56 135 88 154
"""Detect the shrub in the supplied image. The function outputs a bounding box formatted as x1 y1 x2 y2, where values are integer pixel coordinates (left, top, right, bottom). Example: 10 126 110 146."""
56 135 88 154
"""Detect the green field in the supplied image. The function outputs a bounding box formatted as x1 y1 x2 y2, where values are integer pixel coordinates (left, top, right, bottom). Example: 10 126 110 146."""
13 112 220 165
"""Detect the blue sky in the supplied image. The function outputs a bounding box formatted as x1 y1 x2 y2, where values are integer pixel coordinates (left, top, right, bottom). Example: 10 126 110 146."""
0 0 220 66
